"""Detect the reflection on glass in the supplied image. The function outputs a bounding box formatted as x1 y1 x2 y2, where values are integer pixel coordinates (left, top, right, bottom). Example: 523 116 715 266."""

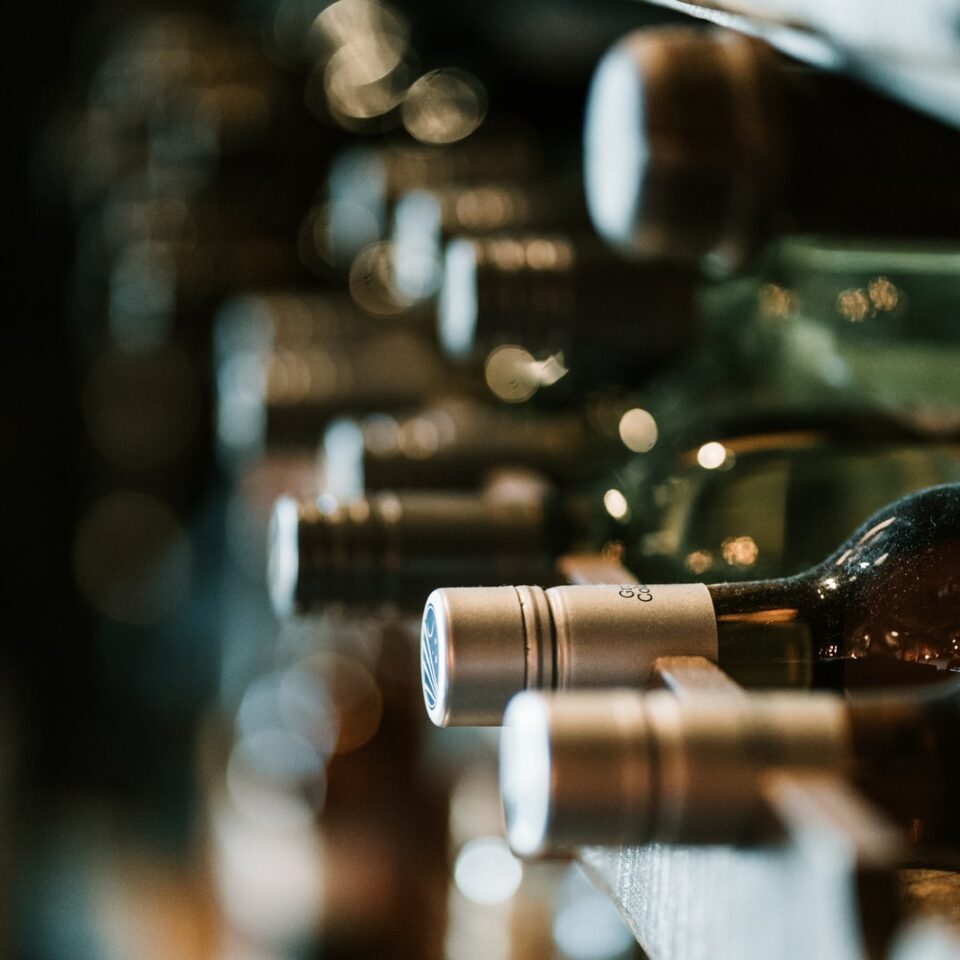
603 489 630 522
836 287 871 323
618 407 658 453
483 345 568 403
401 69 488 145
696 441 730 470
837 275 900 323
685 549 713 575
721 535 759 568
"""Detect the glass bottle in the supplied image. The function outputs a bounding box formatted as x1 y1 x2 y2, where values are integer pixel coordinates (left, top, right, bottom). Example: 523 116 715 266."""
214 292 465 469
437 224 960 422
422 483 960 725
584 27 960 272
755 236 960 430
437 231 698 392
500 680 960 856
268 477 562 618
391 177 588 302
320 395 623 501
275 430 960 619
323 123 541 271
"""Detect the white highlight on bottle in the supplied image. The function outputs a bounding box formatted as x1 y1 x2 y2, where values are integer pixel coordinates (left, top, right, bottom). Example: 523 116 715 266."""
267 497 301 618
323 418 365 501
618 407 658 453
500 695 552 858
393 189 443 300
584 42 643 246
603 488 630 521
453 836 523 905
439 238 479 357
696 441 729 470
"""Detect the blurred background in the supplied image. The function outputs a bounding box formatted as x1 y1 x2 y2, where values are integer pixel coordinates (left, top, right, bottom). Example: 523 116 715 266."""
9 0 960 958
9 2 662 957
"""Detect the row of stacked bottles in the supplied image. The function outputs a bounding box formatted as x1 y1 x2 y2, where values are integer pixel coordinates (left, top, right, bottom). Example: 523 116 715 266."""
14 0 960 957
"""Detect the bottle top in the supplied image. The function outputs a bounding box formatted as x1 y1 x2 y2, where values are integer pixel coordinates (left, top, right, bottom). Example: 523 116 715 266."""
500 689 849 856
269 488 557 617
421 583 718 726
584 27 784 270
392 179 587 301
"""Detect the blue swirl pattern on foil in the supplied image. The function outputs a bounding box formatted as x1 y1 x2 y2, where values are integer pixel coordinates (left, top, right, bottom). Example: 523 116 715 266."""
421 604 440 712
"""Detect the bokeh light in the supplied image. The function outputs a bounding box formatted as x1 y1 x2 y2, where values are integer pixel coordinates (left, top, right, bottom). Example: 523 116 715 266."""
401 69 487 144
453 837 523 906
696 441 731 470
617 407 658 453
484 345 568 403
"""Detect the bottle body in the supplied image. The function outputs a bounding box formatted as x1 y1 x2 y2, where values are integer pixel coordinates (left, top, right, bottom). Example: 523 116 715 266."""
423 485 960 725
758 237 960 429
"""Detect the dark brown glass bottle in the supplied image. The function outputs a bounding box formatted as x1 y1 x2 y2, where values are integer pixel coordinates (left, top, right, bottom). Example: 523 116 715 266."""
424 484 960 725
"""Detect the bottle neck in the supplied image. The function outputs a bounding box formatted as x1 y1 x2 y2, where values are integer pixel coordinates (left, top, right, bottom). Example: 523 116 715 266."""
706 576 816 689
708 567 960 692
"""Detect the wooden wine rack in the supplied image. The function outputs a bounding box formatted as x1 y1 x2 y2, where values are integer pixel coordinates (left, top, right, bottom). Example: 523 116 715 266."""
562 556 960 959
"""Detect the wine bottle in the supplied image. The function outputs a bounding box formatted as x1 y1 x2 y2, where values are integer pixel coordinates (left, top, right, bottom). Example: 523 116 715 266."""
755 236 960 429
391 177 588 302
499 681 960 855
584 27 960 271
277 432 960 620
437 220 960 420
268 480 561 617
612 427 960 584
215 293 464 468
422 484 960 726
320 396 622 501
437 231 698 389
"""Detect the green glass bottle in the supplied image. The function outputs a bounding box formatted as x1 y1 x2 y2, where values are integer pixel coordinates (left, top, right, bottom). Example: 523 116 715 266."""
274 428 960 620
